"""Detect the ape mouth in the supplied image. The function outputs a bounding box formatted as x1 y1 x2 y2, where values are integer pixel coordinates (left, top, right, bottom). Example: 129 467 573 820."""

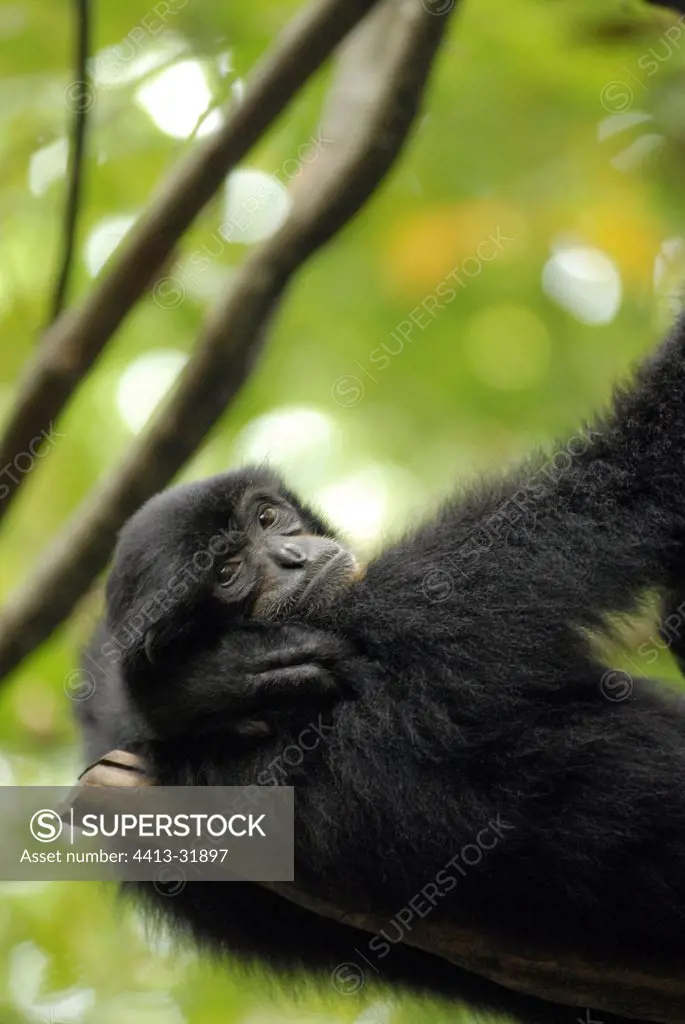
257 547 359 618
298 548 358 606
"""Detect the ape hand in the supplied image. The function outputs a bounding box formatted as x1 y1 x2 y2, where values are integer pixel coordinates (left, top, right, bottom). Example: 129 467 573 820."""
225 623 356 709
77 749 153 786
126 623 356 740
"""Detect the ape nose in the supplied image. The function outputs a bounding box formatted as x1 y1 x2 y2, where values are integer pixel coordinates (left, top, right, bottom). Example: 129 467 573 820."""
273 541 307 568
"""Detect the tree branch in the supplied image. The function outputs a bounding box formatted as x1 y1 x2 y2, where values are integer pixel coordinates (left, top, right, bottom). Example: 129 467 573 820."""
0 0 383 526
48 0 91 326
263 882 685 1024
0 0 456 682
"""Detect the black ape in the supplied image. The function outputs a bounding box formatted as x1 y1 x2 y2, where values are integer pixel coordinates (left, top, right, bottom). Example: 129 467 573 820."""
79 317 685 1024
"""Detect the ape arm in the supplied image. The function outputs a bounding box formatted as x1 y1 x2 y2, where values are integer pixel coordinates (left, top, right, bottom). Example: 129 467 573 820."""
334 320 685 688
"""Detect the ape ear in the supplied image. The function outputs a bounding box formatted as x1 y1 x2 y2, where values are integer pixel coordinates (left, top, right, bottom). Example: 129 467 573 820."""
138 608 200 667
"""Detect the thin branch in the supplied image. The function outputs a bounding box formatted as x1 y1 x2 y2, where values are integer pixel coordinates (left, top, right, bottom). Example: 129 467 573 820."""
0 0 383 527
0 0 455 681
48 0 91 326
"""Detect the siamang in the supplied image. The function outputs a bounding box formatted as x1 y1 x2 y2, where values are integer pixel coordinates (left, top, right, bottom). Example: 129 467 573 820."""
76 314 685 1024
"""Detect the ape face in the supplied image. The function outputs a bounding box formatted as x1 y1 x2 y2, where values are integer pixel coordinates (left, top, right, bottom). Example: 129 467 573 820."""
208 476 358 619
105 468 358 662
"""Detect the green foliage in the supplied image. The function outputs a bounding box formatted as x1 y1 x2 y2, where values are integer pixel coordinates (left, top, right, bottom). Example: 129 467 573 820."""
0 0 685 1020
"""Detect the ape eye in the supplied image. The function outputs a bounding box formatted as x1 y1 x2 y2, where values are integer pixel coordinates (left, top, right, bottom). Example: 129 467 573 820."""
217 559 242 587
258 505 278 529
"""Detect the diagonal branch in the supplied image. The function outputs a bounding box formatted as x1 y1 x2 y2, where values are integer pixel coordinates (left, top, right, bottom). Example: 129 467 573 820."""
0 0 456 682
0 0 383 526
48 0 91 326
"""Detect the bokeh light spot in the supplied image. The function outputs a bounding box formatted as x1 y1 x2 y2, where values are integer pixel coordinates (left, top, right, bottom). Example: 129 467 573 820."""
222 169 292 245
116 350 188 433
83 215 137 277
543 245 622 325
28 138 67 196
233 407 340 481
136 60 212 139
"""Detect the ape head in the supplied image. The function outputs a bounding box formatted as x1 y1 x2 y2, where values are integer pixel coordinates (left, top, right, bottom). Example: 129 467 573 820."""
105 467 358 666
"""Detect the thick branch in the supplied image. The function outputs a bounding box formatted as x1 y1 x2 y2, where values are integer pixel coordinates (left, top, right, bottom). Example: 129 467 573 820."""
0 0 455 681
291 0 416 193
320 0 411 148
0 0 382 525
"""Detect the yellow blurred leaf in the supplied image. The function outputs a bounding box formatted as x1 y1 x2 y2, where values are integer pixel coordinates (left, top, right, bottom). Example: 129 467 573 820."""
382 199 527 296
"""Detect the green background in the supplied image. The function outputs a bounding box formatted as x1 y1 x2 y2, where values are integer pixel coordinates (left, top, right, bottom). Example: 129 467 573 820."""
1 0 684 1020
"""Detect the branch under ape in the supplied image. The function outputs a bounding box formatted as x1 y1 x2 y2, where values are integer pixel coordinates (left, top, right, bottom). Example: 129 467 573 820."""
263 883 685 1024
0 0 456 683
72 751 685 1024
0 0 383 527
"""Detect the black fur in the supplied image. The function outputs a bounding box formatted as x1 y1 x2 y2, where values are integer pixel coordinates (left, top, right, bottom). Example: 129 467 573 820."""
77 318 685 1023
